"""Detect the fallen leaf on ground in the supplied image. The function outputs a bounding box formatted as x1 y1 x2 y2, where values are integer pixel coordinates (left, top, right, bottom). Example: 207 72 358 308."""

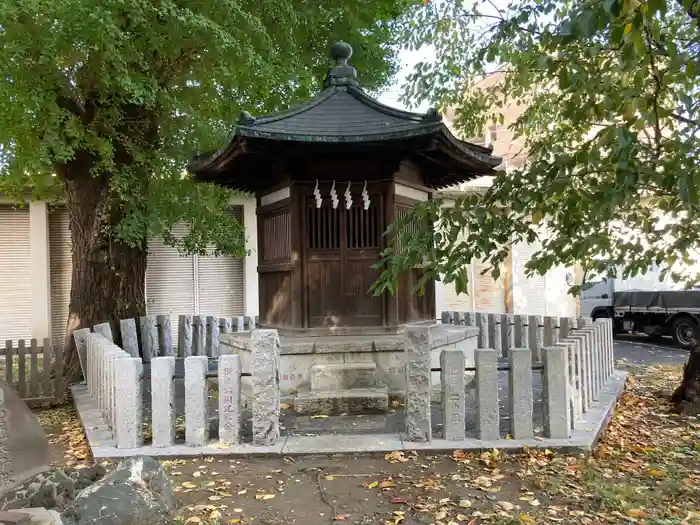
255 494 275 500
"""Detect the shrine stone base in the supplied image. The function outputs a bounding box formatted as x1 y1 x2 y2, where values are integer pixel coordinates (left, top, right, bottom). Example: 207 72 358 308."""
219 323 479 410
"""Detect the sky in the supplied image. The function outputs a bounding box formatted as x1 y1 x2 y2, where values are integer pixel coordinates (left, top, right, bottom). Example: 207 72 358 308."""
375 47 434 113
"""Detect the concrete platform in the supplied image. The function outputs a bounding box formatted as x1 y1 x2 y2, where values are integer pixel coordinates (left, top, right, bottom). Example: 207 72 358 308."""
310 363 379 390
294 387 389 414
71 371 628 458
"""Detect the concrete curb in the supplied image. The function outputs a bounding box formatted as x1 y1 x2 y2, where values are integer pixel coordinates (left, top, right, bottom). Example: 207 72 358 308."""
72 371 628 459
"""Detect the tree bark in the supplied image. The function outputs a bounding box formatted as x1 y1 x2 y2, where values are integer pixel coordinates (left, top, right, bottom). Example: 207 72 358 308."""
671 341 700 415
59 169 147 384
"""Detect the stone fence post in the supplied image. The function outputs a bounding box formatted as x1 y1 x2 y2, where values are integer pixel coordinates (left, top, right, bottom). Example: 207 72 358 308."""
152 356 176 447
508 348 533 438
185 355 209 446
219 354 242 445
542 346 570 439
475 348 499 440
440 348 465 441
251 330 281 446
115 357 144 449
404 324 434 442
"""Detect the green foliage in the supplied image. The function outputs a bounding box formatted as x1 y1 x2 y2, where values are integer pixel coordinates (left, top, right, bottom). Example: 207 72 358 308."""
374 0 700 296
0 0 413 256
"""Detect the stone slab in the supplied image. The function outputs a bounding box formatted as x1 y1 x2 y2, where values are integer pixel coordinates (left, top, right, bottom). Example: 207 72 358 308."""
3 508 62 525
71 372 628 458
310 363 378 391
0 381 52 498
294 387 389 415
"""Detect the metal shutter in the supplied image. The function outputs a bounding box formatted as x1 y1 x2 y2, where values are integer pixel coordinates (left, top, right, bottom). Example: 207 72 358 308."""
473 257 507 313
512 240 547 315
0 205 32 342
544 265 578 317
197 206 245 316
146 223 196 346
49 206 72 346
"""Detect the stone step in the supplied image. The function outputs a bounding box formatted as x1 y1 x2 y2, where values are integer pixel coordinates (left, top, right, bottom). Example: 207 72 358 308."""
294 387 389 415
310 363 378 391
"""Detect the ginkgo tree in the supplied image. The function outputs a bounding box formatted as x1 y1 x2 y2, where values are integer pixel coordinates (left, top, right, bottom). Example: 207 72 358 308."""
374 0 700 411
0 0 414 381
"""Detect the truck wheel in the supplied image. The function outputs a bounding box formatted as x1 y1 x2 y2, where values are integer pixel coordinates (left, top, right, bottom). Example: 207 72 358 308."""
671 316 698 349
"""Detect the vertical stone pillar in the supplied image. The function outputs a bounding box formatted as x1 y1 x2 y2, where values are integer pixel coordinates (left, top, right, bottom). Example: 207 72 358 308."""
462 311 475 327
514 315 529 349
542 346 570 438
440 348 466 441
207 315 220 357
232 316 245 332
86 333 95 397
528 315 544 362
140 315 159 363
441 311 452 324
568 334 590 411
218 354 242 445
605 318 615 377
93 322 113 342
543 316 559 346
244 316 255 330
157 315 173 357
219 317 233 334
584 326 599 401
178 315 193 358
151 357 176 447
491 314 503 358
557 340 581 426
72 328 92 380
508 348 533 438
476 313 488 349
404 324 433 442
114 357 143 449
501 314 515 355
475 348 499 441
192 315 206 356
559 317 573 339
119 319 140 358
251 330 281 446
185 356 210 446
453 311 464 326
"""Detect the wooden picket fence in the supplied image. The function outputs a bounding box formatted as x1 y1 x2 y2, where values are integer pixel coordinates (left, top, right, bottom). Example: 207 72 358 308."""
1 338 66 407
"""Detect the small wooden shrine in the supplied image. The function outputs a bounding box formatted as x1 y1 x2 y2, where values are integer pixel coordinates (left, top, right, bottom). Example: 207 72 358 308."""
190 42 501 334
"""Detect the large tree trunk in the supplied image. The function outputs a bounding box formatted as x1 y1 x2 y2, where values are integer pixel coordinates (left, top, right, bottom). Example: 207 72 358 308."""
59 169 147 384
671 341 700 415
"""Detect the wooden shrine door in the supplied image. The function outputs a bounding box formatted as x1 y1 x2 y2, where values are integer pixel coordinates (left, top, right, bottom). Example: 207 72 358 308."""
305 194 383 328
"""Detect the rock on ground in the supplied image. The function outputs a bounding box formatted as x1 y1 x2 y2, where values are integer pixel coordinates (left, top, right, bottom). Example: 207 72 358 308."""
66 457 175 525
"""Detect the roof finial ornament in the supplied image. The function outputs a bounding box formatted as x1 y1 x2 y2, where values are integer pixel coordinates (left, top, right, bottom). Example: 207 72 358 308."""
323 41 360 89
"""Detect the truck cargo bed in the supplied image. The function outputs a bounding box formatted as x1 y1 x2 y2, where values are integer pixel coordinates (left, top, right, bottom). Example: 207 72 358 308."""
614 290 700 312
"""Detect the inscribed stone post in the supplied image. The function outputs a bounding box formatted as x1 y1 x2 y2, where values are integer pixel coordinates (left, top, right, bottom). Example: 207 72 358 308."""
72 328 92 380
594 323 605 388
528 315 544 362
218 354 242 445
139 316 159 363
475 348 499 441
157 315 173 357
559 318 572 339
452 311 464 326
244 316 255 331
543 316 559 346
185 356 210 446
595 319 612 380
232 316 245 332
542 346 570 439
556 340 581 426
0 380 52 498
151 357 176 447
86 334 96 397
582 327 599 401
404 325 433 442
192 316 206 356
93 322 113 342
463 312 476 327
219 317 233 334
476 313 488 349
207 316 220 357
568 334 590 411
114 357 143 449
441 311 452 325
508 348 533 438
514 315 529 349
119 319 140 358
488 314 503 358
440 348 466 441
178 315 193 358
501 314 515 355
251 330 281 446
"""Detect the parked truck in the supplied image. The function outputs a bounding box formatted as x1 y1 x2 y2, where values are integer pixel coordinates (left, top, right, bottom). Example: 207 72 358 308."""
579 267 700 349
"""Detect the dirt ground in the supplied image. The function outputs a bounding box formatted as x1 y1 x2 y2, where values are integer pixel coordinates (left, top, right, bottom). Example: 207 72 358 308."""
36 365 699 525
